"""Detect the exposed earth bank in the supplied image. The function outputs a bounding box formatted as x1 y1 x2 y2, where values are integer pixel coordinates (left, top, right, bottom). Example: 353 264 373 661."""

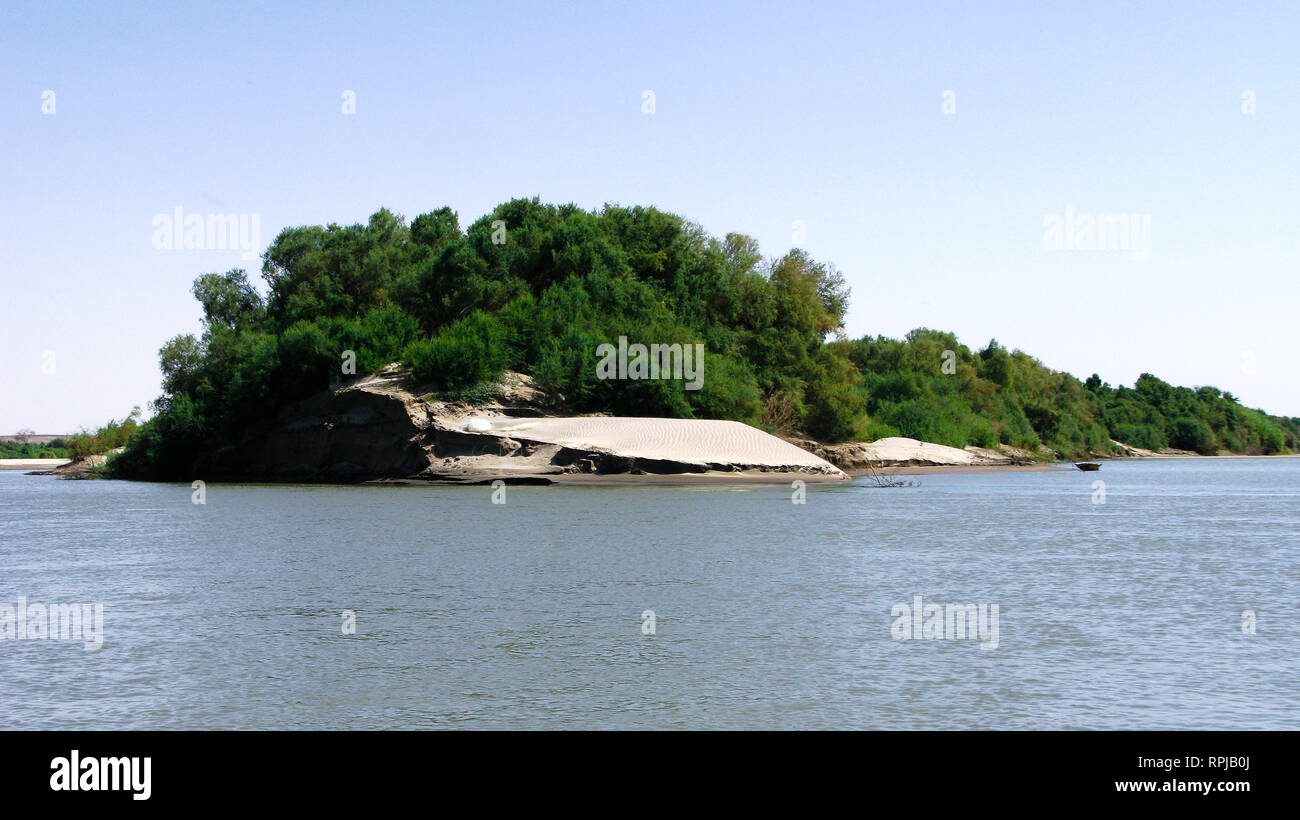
185 368 847 484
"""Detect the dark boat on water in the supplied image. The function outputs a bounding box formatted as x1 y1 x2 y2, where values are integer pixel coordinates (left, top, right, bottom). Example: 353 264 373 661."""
1074 462 1102 471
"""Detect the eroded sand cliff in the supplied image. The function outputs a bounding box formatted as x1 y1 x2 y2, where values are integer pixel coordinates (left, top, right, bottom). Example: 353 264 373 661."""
194 368 847 484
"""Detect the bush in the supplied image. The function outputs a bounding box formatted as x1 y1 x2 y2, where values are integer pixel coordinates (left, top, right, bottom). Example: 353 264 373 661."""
446 381 504 404
1169 417 1217 454
802 350 867 442
688 353 762 426
352 304 421 373
1110 422 1167 452
863 419 900 441
403 311 508 391
275 320 336 400
111 395 208 480
66 409 143 459
968 420 999 448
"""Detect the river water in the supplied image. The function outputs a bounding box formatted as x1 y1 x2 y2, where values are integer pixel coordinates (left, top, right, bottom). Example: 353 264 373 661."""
1 458 1296 729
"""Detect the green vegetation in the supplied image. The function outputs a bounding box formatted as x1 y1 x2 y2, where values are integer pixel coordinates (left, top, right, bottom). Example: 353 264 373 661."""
2 414 142 461
403 310 508 390
0 437 69 459
839 331 1299 457
66 410 143 459
111 199 1299 479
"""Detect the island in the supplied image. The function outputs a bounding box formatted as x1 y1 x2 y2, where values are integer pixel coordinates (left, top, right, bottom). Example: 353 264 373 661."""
29 199 1295 484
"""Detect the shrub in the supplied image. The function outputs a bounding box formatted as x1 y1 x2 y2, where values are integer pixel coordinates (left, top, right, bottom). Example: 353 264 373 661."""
968 420 999 449
688 353 762 426
761 389 804 435
863 419 900 441
447 381 504 404
352 304 421 373
403 311 508 391
275 320 336 400
1169 417 1217 454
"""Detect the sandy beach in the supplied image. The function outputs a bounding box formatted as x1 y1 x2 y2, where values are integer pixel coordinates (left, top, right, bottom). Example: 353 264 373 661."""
860 436 986 465
0 458 71 471
421 414 848 483
460 415 843 471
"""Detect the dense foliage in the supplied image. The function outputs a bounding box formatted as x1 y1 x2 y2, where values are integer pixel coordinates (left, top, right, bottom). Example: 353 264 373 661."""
66 410 143 459
113 200 1297 479
0 438 69 459
3 413 140 461
839 331 1299 457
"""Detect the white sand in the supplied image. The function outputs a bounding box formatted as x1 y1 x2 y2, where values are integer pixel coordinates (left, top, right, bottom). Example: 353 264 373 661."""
0 458 71 470
461 416 843 473
861 437 979 465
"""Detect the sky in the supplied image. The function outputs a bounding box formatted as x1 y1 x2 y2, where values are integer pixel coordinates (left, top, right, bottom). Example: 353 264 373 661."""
2 0 1298 433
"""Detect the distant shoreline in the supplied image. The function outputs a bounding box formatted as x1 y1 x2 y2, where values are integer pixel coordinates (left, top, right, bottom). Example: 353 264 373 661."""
873 452 1300 476
0 458 71 471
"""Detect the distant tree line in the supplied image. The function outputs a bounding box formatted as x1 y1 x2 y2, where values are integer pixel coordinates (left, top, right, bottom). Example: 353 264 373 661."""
839 331 1298 457
2 412 145 460
108 200 1297 479
63 410 143 459
0 438 70 459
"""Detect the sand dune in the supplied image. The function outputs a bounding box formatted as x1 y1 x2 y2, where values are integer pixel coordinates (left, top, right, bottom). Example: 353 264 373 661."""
460 416 844 474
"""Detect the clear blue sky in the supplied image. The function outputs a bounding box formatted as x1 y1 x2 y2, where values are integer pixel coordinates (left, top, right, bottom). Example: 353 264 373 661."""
3 0 1298 432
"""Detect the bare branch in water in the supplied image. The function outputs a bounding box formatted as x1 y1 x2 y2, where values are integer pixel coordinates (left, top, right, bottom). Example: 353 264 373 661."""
860 457 919 488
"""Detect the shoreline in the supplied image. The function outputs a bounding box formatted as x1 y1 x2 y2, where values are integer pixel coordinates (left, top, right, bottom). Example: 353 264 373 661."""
0 458 71 471
1099 452 1300 460
370 470 848 487
864 463 1063 476
870 452 1300 477
11 452 1298 483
